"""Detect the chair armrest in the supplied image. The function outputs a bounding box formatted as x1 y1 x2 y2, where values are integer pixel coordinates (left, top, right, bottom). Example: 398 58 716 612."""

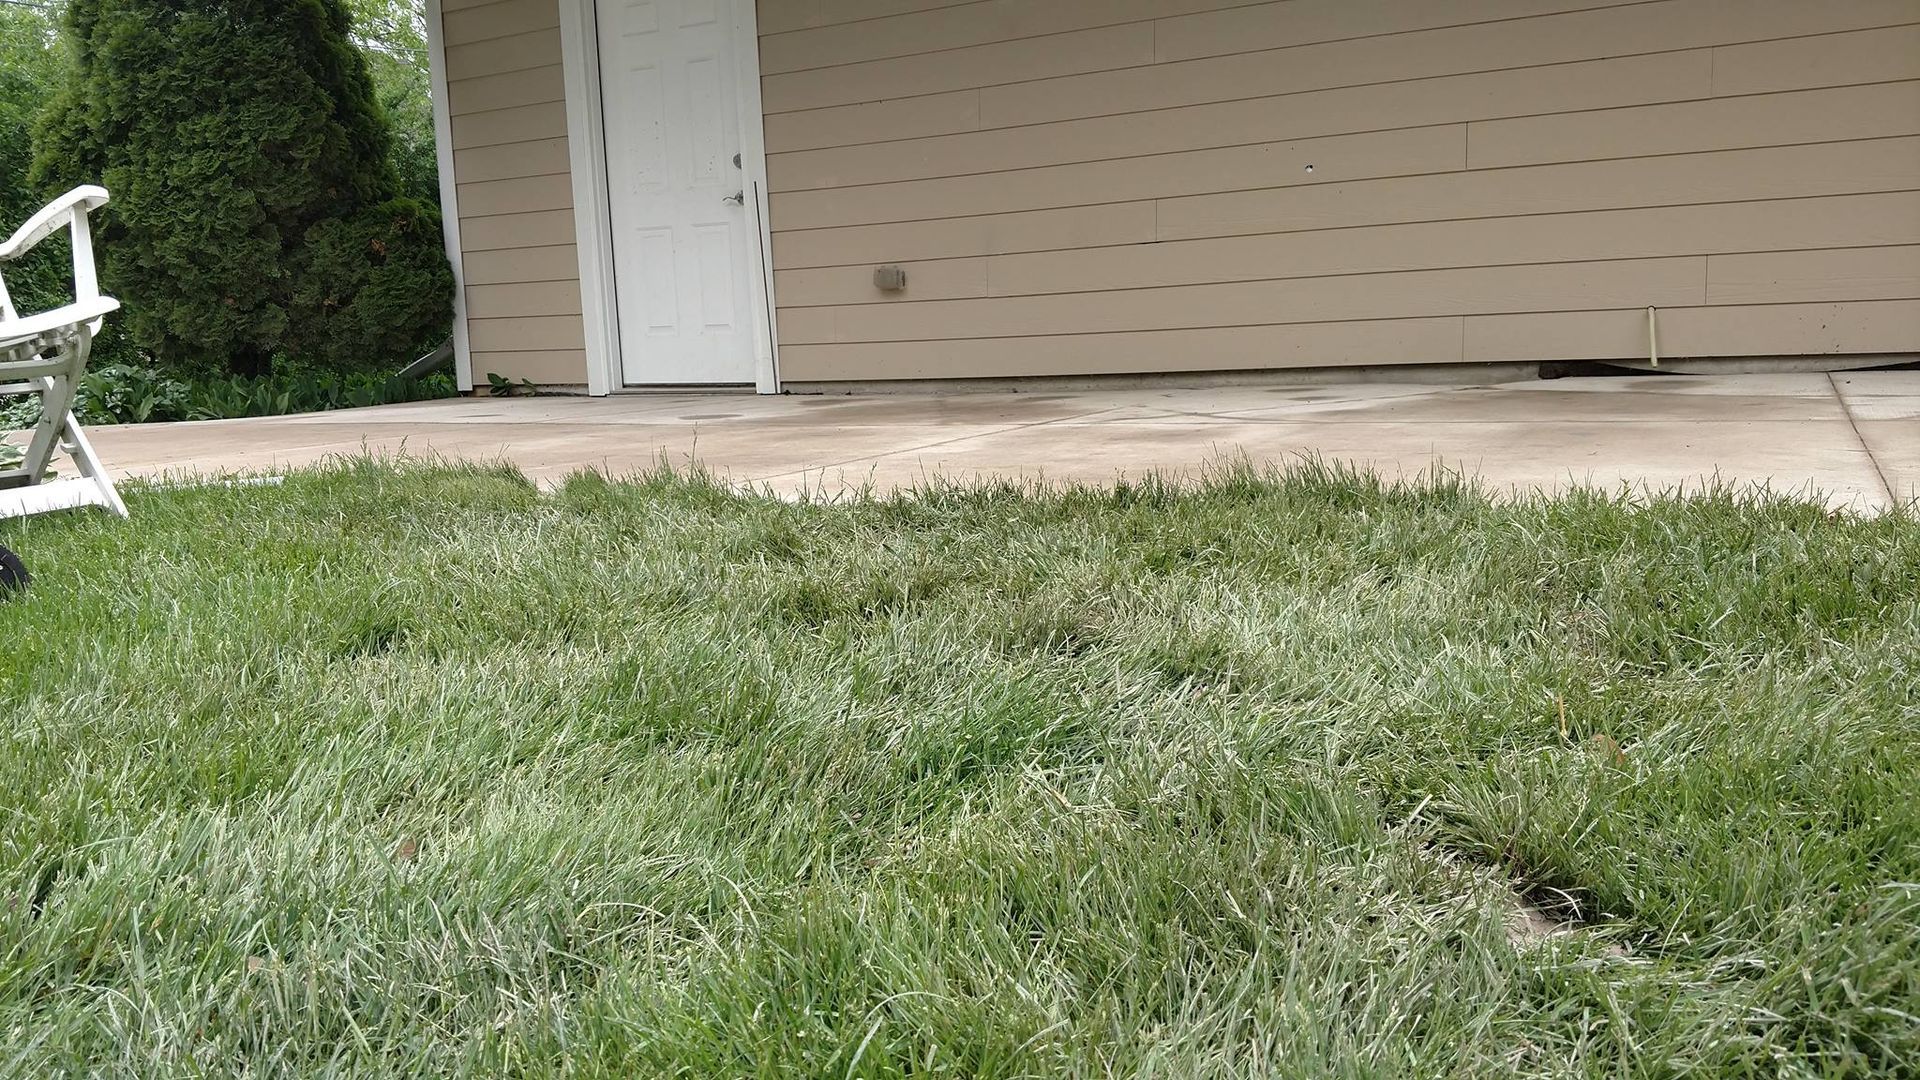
0 296 121 352
0 186 110 263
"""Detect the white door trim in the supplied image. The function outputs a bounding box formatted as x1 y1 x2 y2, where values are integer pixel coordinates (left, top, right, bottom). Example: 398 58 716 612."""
731 2 783 395
423 0 473 393
558 0 780 395
557 0 620 397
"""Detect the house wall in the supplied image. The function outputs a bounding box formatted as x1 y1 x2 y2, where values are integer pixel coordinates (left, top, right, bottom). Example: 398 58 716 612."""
441 0 588 386
759 0 1920 382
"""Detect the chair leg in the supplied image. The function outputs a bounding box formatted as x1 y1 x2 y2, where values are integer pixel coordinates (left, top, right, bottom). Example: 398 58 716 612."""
20 370 77 482
0 329 125 521
60 410 126 518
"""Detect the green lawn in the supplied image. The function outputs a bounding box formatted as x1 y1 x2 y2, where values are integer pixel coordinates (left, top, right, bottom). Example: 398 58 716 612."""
1 460 1915 1077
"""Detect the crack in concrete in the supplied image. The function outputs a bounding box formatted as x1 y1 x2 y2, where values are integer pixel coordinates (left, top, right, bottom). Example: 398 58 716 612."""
1828 372 1898 509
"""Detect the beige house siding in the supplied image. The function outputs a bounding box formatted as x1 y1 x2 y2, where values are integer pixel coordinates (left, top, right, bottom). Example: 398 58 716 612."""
759 0 1920 382
442 0 589 386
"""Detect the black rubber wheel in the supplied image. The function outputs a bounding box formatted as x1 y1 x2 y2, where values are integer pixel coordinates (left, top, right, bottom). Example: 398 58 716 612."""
0 545 30 595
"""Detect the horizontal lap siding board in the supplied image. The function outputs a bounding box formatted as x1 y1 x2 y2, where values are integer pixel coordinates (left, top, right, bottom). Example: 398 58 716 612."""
461 209 578 252
1150 0 1920 63
1464 82 1920 169
1466 301 1920 361
772 126 1472 230
445 64 567 115
466 281 587 319
978 9 1920 133
1153 139 1920 242
1706 247 1920 305
464 244 583 285
468 314 587 352
456 173 574 217
454 137 573 184
774 194 1920 306
468 349 591 383
776 258 1714 343
757 0 1920 381
442 0 589 386
779 321 1470 381
757 0 979 36
763 12 1920 153
767 51 1715 191
447 29 565 80
757 0 1279 74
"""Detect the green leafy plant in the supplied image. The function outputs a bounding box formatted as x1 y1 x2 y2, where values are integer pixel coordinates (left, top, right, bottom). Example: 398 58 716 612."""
180 370 455 420
1 367 455 431
485 372 539 397
1 363 190 469
80 363 191 424
1 363 188 430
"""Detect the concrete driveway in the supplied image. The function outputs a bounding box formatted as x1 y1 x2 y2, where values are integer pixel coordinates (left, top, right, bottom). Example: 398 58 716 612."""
86 371 1917 511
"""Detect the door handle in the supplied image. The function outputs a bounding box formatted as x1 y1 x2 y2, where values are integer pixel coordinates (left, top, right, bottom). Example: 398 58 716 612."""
722 191 745 205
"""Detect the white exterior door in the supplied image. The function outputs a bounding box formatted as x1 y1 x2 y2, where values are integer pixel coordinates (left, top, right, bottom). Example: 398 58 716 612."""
597 0 760 385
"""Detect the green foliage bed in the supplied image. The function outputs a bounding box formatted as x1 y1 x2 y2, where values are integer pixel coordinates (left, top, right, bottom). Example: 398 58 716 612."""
0 365 457 431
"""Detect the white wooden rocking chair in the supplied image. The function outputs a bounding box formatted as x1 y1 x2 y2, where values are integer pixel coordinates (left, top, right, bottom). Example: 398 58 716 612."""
0 185 125 520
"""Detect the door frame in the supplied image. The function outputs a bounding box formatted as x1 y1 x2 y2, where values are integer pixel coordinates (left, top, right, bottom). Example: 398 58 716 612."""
558 0 782 394
423 0 474 393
